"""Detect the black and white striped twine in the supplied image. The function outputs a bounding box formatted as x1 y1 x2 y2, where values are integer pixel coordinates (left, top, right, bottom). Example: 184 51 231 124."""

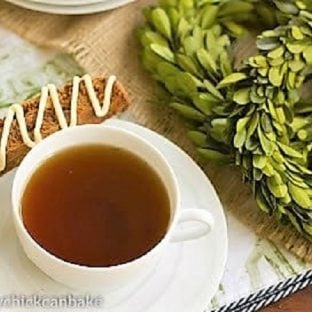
213 269 312 312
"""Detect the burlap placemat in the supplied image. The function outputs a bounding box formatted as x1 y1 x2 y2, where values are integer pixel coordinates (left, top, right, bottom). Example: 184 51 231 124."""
0 0 312 261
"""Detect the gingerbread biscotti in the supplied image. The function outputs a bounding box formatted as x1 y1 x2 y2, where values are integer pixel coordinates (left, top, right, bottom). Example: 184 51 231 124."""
0 75 130 176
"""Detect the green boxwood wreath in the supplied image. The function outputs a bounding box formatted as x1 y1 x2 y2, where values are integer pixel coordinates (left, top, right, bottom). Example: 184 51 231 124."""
137 0 312 239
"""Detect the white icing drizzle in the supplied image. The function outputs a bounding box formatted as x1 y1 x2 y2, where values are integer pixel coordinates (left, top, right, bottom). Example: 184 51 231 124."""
0 74 117 172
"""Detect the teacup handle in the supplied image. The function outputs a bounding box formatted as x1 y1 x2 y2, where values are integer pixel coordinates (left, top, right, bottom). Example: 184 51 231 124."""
170 209 214 243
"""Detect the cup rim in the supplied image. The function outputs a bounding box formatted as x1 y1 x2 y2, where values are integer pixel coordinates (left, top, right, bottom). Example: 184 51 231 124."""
12 124 181 272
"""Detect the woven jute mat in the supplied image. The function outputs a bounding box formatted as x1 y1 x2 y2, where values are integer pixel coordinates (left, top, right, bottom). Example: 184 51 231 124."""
1 0 312 261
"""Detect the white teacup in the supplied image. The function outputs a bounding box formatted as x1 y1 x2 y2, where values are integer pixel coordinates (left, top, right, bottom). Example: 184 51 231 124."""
12 124 214 291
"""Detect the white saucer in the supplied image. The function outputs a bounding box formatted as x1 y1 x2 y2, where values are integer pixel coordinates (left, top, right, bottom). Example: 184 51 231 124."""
0 119 227 312
3 0 134 15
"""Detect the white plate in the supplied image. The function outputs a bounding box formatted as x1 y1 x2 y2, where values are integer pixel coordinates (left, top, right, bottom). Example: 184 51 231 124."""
0 119 227 312
3 0 134 14
28 0 109 6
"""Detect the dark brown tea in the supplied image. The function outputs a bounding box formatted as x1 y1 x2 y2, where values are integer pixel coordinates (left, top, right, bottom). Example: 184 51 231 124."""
21 144 171 267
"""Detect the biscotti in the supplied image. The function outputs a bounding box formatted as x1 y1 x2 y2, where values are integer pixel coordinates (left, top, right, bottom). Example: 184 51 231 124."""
0 75 130 176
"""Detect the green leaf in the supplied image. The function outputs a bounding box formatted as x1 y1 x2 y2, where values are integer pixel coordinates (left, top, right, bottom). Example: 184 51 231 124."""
164 72 198 95
260 113 273 133
179 0 194 10
257 126 275 156
150 44 175 62
177 17 191 39
157 62 180 79
139 29 169 47
211 118 230 143
219 51 233 76
257 36 280 51
142 47 165 72
268 66 283 87
234 130 247 149
253 155 267 169
275 107 286 124
268 46 284 59
188 131 206 146
223 21 246 37
274 0 298 14
247 113 259 138
272 150 284 163
192 93 216 115
286 42 305 54
256 2 276 28
182 36 198 57
219 1 253 17
303 46 312 64
287 212 303 234
217 73 247 89
267 99 278 120
201 5 219 29
289 60 305 72
262 162 275 177
159 0 177 6
236 116 250 132
291 26 304 40
267 177 288 198
303 223 312 236
197 148 231 164
203 80 224 100
269 57 284 66
151 8 172 40
288 183 312 209
258 68 268 77
192 26 205 50
176 54 200 77
233 88 250 105
277 142 303 159
250 55 267 68
256 191 270 213
287 71 296 89
167 7 180 30
170 102 205 121
197 49 218 73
